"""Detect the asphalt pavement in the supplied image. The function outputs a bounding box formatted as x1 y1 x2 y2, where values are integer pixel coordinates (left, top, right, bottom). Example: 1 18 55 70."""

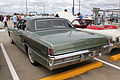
0 29 120 80
0 45 13 80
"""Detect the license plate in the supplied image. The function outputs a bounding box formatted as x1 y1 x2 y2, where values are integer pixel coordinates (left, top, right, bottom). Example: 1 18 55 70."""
82 52 94 59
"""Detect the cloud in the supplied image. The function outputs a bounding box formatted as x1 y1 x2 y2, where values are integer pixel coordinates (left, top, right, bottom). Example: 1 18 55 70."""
0 0 119 15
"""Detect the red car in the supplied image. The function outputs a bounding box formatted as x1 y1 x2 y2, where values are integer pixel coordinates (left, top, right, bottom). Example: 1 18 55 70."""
72 19 118 30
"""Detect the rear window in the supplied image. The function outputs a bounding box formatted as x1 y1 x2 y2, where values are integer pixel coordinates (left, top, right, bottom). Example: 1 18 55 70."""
35 19 72 30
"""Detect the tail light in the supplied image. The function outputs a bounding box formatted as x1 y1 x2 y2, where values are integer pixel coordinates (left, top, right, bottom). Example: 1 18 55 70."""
49 48 54 56
109 38 113 44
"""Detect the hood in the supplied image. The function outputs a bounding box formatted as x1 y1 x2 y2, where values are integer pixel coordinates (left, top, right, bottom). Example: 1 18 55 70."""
57 12 77 22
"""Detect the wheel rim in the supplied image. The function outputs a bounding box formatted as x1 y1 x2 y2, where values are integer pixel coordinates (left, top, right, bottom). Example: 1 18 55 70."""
28 48 34 63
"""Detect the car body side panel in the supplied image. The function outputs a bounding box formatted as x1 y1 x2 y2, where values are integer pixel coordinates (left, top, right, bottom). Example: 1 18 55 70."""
8 28 50 68
20 33 50 67
8 28 26 52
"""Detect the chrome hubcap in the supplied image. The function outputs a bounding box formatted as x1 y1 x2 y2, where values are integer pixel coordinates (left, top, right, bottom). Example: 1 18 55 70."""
28 48 34 63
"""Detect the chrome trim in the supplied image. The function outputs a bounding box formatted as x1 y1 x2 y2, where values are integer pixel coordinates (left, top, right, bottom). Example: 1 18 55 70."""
53 50 90 60
48 57 55 67
34 19 73 31
35 19 65 30
54 58 81 65
29 46 47 61
103 44 113 48
52 53 102 66
49 45 111 61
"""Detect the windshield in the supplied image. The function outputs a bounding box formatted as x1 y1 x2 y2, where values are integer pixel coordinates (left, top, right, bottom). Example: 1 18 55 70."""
35 19 73 30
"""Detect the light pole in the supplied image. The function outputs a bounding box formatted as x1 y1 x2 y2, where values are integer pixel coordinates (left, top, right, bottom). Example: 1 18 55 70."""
44 2 46 14
26 0 28 14
119 0 120 17
2 4 3 12
0 3 4 12
79 0 80 13
118 0 120 24
72 0 75 15
0 4 1 12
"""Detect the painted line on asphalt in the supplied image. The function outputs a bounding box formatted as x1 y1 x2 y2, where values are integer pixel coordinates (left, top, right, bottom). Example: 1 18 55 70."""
0 43 20 80
39 61 103 80
0 29 5 32
94 58 120 70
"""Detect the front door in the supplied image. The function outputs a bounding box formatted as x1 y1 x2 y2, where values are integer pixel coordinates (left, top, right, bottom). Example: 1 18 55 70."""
12 19 27 51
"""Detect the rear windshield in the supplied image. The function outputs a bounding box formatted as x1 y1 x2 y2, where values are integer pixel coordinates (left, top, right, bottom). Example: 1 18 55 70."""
35 19 72 30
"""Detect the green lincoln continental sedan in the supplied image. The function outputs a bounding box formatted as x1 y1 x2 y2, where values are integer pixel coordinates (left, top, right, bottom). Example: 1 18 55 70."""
8 17 112 70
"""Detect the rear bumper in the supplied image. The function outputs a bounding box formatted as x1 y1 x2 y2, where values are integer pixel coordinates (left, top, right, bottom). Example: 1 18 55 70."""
113 43 120 48
47 45 112 70
48 57 95 70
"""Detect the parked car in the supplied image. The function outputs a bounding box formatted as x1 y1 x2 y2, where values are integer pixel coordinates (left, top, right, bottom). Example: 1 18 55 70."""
57 12 120 49
8 17 112 70
57 12 118 30
77 28 120 49
72 19 118 30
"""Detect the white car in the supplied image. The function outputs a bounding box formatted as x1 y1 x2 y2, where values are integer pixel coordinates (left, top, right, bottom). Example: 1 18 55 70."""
57 12 119 49
77 28 120 48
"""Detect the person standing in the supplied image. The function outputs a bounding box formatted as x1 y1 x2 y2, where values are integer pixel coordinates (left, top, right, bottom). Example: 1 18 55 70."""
97 14 101 25
64 9 68 12
77 12 83 20
20 13 24 19
18 14 22 21
3 16 8 27
109 15 113 24
12 13 18 28
0 15 4 22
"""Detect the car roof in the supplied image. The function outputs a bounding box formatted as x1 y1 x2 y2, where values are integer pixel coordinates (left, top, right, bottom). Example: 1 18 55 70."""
24 16 67 21
24 16 71 32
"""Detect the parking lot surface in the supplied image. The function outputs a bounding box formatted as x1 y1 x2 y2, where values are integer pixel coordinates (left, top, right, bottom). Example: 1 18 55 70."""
0 46 13 80
0 29 120 80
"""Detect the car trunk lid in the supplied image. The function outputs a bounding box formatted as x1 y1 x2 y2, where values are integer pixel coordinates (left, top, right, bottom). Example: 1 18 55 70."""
34 29 109 55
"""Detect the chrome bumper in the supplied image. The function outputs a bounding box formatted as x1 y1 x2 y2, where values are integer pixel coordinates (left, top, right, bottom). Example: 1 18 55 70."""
48 45 112 70
113 43 120 48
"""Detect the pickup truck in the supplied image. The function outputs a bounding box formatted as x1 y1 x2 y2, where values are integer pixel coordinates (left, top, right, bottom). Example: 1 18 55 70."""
8 17 112 70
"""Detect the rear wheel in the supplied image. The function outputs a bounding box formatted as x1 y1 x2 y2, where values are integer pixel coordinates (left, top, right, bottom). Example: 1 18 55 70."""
28 46 39 66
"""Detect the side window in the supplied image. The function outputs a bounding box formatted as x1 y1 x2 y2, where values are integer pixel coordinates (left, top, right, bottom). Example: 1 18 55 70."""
17 20 22 29
17 20 26 30
36 21 49 29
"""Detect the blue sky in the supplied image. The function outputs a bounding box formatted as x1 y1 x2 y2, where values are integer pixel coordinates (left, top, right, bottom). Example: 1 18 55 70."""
0 0 119 15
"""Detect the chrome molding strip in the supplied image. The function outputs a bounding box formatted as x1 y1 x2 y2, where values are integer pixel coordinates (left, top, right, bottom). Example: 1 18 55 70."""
54 50 90 60
53 45 110 60
35 19 65 31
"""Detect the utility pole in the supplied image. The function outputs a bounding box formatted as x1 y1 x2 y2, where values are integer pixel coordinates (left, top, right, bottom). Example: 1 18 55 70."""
26 0 28 14
72 0 75 15
119 0 120 17
1 4 3 12
44 2 45 14
118 0 120 24
0 5 2 12
79 0 80 13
